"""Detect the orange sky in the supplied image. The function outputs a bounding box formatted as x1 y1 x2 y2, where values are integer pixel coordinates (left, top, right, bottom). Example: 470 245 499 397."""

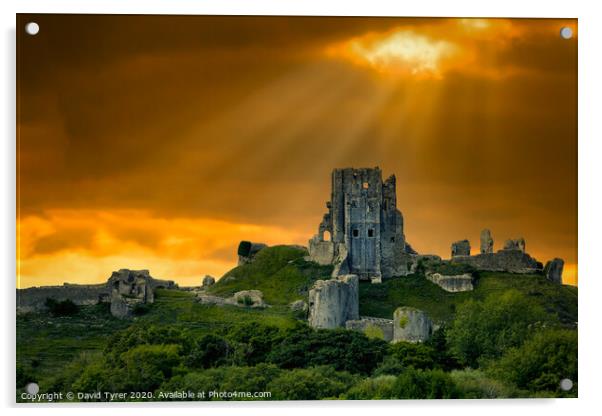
17 15 577 288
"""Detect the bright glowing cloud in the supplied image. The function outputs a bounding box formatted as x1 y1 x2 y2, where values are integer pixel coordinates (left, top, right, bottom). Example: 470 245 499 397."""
345 30 458 78
325 19 561 79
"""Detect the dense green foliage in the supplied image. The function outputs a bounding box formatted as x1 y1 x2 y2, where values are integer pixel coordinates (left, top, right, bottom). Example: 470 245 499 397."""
489 329 578 394
267 325 388 375
392 368 458 399
450 369 520 398
447 290 555 367
17 246 578 401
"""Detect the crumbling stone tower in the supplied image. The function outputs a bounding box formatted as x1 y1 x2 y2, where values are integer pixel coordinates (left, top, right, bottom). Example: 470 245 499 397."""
309 167 412 281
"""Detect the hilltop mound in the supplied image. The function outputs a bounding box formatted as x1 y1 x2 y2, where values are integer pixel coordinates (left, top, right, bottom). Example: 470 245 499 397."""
207 245 333 305
208 245 577 325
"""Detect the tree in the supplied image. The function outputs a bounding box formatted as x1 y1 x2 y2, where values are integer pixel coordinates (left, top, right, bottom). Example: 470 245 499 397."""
225 322 284 366
267 366 357 400
447 290 554 367
489 329 577 395
71 361 127 398
267 326 388 375
388 341 437 370
450 369 519 399
186 334 231 369
424 325 461 371
344 375 397 399
104 325 192 364
121 344 181 391
391 368 458 399
161 364 282 401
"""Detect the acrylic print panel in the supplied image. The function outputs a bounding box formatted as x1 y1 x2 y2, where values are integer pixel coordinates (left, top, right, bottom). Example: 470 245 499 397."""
16 14 577 402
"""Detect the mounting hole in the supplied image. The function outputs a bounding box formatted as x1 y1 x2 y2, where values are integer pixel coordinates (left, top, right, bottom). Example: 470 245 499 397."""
25 22 39 36
560 27 573 40
559 378 573 391
25 382 39 395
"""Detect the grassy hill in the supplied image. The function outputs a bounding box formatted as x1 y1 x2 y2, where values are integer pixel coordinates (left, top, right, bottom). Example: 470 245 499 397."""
208 245 577 325
359 272 578 324
207 245 333 305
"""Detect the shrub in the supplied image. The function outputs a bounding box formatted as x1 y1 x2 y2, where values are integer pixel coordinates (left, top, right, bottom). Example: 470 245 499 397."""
45 351 104 393
267 366 357 400
186 334 232 369
450 369 520 398
388 341 437 370
344 375 397 399
424 326 461 371
104 325 192 364
161 364 282 401
225 322 285 366
372 356 406 377
391 368 458 399
488 329 577 395
447 290 554 367
267 326 388 375
132 303 151 316
45 298 78 316
71 361 127 397
16 364 35 389
121 344 181 391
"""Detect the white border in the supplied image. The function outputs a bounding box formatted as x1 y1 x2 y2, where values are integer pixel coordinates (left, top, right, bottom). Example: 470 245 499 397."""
2 1 602 415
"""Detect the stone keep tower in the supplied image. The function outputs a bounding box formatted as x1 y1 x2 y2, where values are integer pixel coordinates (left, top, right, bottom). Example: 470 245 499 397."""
309 167 411 281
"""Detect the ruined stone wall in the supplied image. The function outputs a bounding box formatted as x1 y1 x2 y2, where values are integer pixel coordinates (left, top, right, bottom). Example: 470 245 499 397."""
544 258 564 284
480 229 494 254
17 269 176 315
451 240 471 257
308 274 359 329
452 250 542 274
307 238 336 265
17 284 110 313
345 316 394 341
426 273 474 292
393 307 433 343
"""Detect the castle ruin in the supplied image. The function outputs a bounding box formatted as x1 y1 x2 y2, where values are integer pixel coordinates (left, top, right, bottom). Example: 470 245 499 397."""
308 167 414 282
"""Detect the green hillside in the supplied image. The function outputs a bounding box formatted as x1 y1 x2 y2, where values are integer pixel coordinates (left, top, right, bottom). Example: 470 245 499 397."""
17 285 300 389
16 245 578 400
207 245 578 324
207 245 333 305
359 272 578 324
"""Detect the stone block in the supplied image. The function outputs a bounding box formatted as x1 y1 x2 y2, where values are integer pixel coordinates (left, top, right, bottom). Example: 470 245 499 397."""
544 258 564 284
480 229 494 254
426 272 474 292
308 274 359 329
451 240 471 257
393 307 433 343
